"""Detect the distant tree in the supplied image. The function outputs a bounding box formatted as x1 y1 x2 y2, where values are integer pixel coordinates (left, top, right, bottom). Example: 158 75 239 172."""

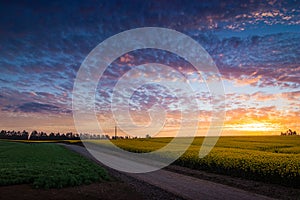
66 132 73 138
29 130 38 140
49 132 55 140
40 131 48 140
293 130 297 135
21 130 29 140
281 129 298 136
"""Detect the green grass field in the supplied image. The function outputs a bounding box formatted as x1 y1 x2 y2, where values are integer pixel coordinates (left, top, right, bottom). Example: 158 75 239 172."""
107 136 300 187
0 141 109 188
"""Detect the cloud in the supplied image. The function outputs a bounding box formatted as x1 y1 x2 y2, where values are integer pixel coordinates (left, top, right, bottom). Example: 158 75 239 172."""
212 32 300 88
2 102 71 114
251 92 276 101
234 75 262 86
17 102 61 113
281 91 300 101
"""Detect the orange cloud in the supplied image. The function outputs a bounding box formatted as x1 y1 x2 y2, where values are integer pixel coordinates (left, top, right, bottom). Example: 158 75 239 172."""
234 75 262 86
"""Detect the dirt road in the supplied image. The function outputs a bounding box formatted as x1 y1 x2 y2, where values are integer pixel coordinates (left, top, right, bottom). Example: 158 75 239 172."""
62 144 274 200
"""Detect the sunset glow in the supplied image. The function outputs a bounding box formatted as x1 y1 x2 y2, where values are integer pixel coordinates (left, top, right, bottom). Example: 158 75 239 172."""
225 122 282 132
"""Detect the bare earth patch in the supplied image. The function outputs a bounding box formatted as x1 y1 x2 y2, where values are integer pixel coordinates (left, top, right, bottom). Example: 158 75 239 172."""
0 182 144 200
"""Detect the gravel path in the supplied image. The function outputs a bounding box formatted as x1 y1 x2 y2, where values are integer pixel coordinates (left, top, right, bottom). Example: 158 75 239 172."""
61 143 183 200
61 144 275 200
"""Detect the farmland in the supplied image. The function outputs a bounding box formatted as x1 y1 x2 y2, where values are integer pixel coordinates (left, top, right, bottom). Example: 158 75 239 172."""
1 136 299 190
96 136 300 187
0 141 109 188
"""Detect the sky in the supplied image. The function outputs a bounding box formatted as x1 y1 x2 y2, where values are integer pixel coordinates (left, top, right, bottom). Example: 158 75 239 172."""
0 0 299 137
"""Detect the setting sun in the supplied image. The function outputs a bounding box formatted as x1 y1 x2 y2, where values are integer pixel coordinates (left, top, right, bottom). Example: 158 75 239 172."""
225 122 282 132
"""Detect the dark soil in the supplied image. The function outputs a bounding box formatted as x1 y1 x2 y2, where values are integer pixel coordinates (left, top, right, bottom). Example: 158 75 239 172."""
0 182 143 200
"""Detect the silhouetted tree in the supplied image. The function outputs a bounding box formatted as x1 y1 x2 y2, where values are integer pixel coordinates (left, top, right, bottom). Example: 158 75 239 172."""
281 129 298 136
29 130 38 140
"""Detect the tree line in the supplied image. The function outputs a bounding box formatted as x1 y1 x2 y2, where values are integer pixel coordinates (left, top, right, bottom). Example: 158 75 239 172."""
0 130 81 140
0 129 137 140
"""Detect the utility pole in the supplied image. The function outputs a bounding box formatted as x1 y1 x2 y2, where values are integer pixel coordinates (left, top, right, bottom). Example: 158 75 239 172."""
114 125 117 139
